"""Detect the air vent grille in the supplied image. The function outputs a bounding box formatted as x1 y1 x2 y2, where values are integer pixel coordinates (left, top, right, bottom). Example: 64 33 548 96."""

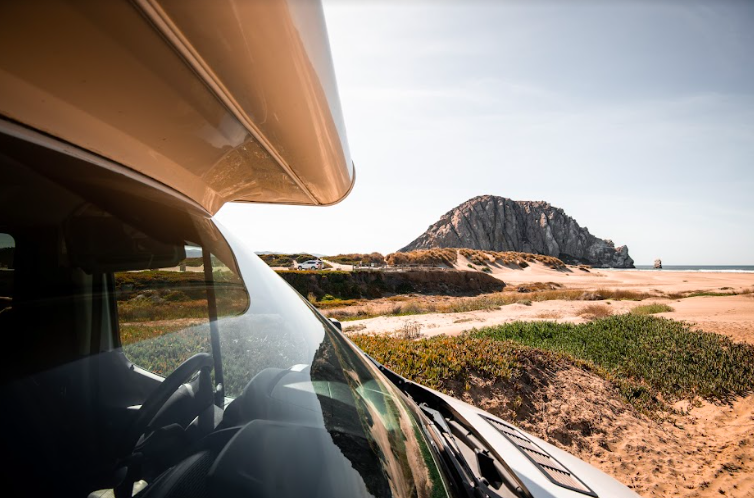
520 447 563 469
543 466 592 491
484 417 597 497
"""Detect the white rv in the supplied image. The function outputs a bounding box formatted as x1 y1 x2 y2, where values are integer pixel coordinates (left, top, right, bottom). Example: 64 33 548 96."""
0 1 639 497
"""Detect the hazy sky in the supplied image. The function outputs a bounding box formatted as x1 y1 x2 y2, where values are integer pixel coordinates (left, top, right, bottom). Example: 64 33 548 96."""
217 0 754 265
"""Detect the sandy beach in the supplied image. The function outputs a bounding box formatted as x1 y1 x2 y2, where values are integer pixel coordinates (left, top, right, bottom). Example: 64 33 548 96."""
470 255 754 294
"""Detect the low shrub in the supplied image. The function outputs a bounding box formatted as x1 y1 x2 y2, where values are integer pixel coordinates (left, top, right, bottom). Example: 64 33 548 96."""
597 288 650 301
630 303 674 315
326 253 385 265
386 249 458 267
579 304 612 319
397 320 423 339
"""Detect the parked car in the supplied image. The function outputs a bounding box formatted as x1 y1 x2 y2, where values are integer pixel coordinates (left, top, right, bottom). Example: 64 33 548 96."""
298 259 324 270
0 1 639 497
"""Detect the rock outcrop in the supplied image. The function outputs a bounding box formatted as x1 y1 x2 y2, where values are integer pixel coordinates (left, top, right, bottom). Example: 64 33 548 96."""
401 195 634 268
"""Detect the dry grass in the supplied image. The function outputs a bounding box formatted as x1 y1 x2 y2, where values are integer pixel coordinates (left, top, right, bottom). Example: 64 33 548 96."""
388 248 567 269
492 251 567 269
323 287 656 321
459 248 494 266
535 311 562 319
385 248 458 267
514 288 649 302
665 288 754 299
459 249 567 270
579 304 613 320
313 298 363 309
343 323 367 334
386 295 410 301
514 282 563 292
596 288 652 300
630 303 675 315
396 319 423 339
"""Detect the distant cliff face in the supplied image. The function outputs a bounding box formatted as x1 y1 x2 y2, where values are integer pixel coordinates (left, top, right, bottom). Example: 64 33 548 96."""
401 195 634 268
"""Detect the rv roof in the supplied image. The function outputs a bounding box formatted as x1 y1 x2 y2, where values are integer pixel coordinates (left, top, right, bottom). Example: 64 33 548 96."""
0 0 354 214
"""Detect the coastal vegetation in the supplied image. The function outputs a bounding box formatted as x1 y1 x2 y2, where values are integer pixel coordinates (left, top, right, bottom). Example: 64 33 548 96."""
471 316 754 404
326 252 385 265
353 315 754 414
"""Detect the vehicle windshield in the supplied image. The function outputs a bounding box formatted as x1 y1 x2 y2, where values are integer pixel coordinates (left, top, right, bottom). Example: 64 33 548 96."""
0 132 448 498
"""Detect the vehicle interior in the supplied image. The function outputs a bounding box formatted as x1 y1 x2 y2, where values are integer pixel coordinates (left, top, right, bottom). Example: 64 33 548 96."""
0 125 444 498
0 126 227 496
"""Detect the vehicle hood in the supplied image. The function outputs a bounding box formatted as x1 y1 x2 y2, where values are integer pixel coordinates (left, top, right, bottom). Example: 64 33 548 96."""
0 0 354 214
434 388 642 498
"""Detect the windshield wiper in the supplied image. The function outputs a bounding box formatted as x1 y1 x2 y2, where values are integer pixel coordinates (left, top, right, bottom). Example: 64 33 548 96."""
419 403 483 497
362 353 530 498
419 403 527 498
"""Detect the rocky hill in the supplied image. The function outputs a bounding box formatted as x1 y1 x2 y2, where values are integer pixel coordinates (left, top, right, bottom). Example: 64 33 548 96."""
401 195 634 268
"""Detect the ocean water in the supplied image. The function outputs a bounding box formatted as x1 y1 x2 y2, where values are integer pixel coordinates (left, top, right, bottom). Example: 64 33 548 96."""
617 265 754 273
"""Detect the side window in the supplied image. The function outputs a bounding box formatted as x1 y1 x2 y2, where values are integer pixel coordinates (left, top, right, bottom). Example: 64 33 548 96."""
0 233 14 316
115 244 249 377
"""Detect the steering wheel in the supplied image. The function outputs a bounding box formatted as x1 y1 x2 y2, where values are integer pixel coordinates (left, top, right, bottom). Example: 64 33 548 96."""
121 353 214 454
